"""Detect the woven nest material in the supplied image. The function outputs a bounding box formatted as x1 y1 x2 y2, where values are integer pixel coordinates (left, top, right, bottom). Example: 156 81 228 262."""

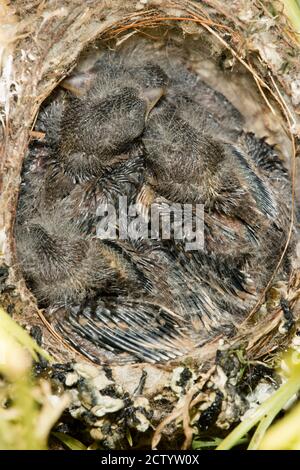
1 0 300 449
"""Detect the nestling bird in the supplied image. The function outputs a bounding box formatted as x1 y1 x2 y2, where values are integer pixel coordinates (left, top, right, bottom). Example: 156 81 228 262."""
53 58 168 181
17 57 168 227
141 96 291 291
16 206 255 362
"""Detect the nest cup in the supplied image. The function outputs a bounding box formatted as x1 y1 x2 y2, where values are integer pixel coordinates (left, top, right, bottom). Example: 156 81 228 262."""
1 0 300 450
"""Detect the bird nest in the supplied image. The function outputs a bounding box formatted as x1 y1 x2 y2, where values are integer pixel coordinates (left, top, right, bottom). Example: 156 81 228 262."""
1 0 300 449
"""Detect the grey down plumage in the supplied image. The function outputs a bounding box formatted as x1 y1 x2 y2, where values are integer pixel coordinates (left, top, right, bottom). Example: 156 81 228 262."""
15 43 292 363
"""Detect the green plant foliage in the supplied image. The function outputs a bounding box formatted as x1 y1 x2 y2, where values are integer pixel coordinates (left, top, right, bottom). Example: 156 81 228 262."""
0 307 51 362
216 349 300 450
52 432 87 450
0 306 68 450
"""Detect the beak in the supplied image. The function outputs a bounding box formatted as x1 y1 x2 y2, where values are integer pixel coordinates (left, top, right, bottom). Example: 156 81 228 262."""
61 72 95 97
140 87 165 120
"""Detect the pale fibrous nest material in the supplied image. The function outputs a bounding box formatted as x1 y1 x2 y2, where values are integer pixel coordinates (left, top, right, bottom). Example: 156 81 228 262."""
0 0 300 449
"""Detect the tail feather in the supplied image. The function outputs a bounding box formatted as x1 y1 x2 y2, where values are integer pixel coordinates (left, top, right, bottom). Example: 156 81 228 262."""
51 298 202 363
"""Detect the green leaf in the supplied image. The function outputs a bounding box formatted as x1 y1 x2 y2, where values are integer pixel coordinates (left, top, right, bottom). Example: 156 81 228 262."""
52 432 87 450
0 307 51 362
